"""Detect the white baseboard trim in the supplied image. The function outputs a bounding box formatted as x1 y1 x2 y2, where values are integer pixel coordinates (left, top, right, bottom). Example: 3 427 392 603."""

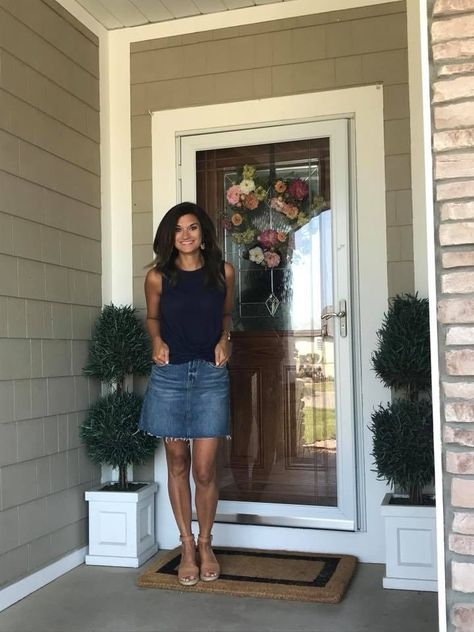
383 576 438 592
0 546 87 613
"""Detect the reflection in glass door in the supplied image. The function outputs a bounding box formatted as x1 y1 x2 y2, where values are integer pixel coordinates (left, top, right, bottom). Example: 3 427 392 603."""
181 120 356 530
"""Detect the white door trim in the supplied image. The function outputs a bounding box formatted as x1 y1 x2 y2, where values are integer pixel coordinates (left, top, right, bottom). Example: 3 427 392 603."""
151 86 391 561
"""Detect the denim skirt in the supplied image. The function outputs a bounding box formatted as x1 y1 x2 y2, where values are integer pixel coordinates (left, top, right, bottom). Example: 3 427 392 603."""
138 359 230 440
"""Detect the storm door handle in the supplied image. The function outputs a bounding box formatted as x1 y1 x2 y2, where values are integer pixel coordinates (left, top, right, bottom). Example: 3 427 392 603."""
321 300 347 337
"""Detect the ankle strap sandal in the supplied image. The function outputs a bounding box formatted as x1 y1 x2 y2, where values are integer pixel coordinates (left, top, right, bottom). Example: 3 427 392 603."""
197 534 220 582
178 534 199 586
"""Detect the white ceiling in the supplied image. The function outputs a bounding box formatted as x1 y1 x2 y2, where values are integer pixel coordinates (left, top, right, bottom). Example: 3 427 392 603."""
74 0 297 30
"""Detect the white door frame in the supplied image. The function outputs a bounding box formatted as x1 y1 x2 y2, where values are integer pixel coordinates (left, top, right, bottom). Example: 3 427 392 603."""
151 86 391 562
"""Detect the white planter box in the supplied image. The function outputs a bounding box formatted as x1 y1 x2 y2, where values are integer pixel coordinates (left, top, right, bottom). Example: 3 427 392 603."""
85 481 158 568
380 493 437 592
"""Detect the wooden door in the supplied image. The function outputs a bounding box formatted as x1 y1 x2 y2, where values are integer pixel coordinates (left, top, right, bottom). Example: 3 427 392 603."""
196 139 337 508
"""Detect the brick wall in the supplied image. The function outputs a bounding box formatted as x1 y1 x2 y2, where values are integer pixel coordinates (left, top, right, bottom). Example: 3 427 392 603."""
432 1 474 630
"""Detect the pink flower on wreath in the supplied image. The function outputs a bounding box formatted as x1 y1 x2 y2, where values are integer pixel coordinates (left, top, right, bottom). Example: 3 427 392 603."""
274 180 287 194
226 184 241 206
288 178 309 201
244 192 259 210
231 213 243 226
284 205 299 220
277 231 287 243
270 197 286 213
264 251 281 268
258 229 279 248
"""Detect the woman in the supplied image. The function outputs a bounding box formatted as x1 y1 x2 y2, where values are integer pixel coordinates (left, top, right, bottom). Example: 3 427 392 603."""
139 201 234 587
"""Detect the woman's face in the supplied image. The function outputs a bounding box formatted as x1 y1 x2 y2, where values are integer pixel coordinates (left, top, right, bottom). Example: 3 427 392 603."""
174 214 203 254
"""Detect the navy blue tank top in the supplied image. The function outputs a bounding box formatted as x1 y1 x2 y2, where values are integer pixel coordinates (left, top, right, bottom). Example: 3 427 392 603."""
160 268 225 364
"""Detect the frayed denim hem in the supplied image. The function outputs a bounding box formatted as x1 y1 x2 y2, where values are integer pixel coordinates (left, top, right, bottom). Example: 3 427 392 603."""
140 430 231 443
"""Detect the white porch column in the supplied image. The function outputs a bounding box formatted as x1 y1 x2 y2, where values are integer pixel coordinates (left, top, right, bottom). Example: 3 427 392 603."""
407 2 446 631
407 1 430 297
100 30 133 306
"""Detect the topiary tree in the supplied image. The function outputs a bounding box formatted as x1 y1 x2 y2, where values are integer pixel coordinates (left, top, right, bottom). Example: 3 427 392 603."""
83 304 151 386
80 304 157 490
369 294 434 505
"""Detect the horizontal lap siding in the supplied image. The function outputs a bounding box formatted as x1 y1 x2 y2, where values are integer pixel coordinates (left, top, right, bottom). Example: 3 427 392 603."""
130 2 411 307
0 0 101 587
129 1 411 482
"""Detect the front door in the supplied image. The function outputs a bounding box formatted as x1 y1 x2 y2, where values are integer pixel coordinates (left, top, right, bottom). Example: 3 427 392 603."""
180 120 356 531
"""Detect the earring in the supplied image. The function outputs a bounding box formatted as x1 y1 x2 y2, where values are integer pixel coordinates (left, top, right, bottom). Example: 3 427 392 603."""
200 242 205 250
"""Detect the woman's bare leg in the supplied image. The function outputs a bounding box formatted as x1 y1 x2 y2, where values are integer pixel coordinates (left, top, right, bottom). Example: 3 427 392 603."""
192 437 221 579
192 437 220 534
164 440 196 581
165 440 193 533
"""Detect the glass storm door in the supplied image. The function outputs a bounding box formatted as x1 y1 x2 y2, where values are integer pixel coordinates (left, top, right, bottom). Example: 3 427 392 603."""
180 120 356 530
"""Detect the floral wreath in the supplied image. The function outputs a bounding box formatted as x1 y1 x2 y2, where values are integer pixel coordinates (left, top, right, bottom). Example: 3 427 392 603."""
223 164 328 269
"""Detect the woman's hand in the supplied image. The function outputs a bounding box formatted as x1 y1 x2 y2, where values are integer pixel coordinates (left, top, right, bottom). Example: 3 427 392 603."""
214 338 232 367
152 337 169 365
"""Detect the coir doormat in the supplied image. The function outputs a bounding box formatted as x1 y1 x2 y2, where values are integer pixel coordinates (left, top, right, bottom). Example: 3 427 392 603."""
137 547 357 604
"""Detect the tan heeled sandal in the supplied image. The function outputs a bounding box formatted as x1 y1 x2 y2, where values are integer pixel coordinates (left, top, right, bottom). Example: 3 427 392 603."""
178 534 199 586
197 534 220 582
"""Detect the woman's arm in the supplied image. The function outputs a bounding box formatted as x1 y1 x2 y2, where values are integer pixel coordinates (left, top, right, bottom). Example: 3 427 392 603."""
144 269 169 364
214 262 235 367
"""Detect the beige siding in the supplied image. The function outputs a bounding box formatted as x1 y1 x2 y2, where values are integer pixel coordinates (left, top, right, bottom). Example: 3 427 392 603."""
0 0 101 587
130 1 413 315
130 1 412 483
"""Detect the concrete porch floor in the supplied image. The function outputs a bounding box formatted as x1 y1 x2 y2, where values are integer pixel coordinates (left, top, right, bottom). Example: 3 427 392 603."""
0 555 438 632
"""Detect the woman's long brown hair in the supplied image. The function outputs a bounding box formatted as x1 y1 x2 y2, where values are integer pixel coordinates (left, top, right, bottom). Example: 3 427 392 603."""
152 202 225 289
